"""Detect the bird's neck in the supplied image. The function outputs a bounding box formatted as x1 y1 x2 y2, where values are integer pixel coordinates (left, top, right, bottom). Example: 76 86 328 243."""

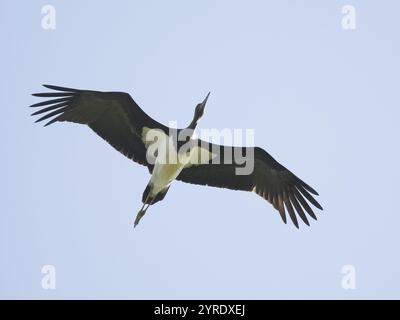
187 117 199 130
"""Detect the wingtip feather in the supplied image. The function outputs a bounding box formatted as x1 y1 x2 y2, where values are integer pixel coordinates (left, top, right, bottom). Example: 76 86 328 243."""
42 84 80 92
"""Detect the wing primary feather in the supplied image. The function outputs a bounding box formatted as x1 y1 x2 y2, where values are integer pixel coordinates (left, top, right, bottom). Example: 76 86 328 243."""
35 106 69 123
293 187 317 220
32 92 75 97
44 113 67 126
30 97 72 108
277 193 287 224
296 184 323 210
42 84 81 92
272 193 279 210
267 191 273 203
31 101 70 116
283 190 299 228
298 179 319 196
288 188 312 224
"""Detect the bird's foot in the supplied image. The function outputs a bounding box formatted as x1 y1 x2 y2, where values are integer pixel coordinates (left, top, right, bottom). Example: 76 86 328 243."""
134 210 145 228
134 203 150 228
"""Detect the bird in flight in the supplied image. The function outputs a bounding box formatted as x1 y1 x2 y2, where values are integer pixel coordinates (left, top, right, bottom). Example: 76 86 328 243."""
30 85 323 228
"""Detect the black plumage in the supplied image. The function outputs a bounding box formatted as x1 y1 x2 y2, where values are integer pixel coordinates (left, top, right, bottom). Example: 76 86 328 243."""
31 85 323 228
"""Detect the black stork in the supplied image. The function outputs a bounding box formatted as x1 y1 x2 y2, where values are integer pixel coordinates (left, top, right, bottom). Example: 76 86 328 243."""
30 85 323 228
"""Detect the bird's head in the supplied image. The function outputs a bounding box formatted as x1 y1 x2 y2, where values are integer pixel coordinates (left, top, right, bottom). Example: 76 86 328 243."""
190 92 210 129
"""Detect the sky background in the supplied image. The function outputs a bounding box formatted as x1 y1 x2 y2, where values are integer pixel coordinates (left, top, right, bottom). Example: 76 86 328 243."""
1 0 399 299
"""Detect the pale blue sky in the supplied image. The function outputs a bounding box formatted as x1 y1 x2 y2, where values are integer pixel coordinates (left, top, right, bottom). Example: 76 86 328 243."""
1 1 399 299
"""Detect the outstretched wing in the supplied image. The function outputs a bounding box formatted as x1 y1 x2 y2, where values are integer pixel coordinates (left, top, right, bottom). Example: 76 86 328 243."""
30 85 170 170
177 143 323 228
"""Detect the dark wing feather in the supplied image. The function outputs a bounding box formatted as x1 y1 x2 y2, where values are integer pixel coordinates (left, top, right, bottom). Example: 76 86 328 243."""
177 143 323 228
30 85 169 170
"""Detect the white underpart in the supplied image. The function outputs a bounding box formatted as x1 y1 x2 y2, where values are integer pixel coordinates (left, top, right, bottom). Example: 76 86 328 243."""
150 134 186 196
142 127 217 198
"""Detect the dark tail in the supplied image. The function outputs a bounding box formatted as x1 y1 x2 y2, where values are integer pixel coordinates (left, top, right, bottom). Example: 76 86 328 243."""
142 183 170 205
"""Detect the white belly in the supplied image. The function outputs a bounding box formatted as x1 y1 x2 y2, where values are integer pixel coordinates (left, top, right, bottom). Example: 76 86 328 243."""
142 127 216 197
149 135 191 196
150 162 184 195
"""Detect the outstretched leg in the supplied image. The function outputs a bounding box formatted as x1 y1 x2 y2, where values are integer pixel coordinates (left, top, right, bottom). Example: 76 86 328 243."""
134 188 155 228
134 203 151 227
134 183 170 228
